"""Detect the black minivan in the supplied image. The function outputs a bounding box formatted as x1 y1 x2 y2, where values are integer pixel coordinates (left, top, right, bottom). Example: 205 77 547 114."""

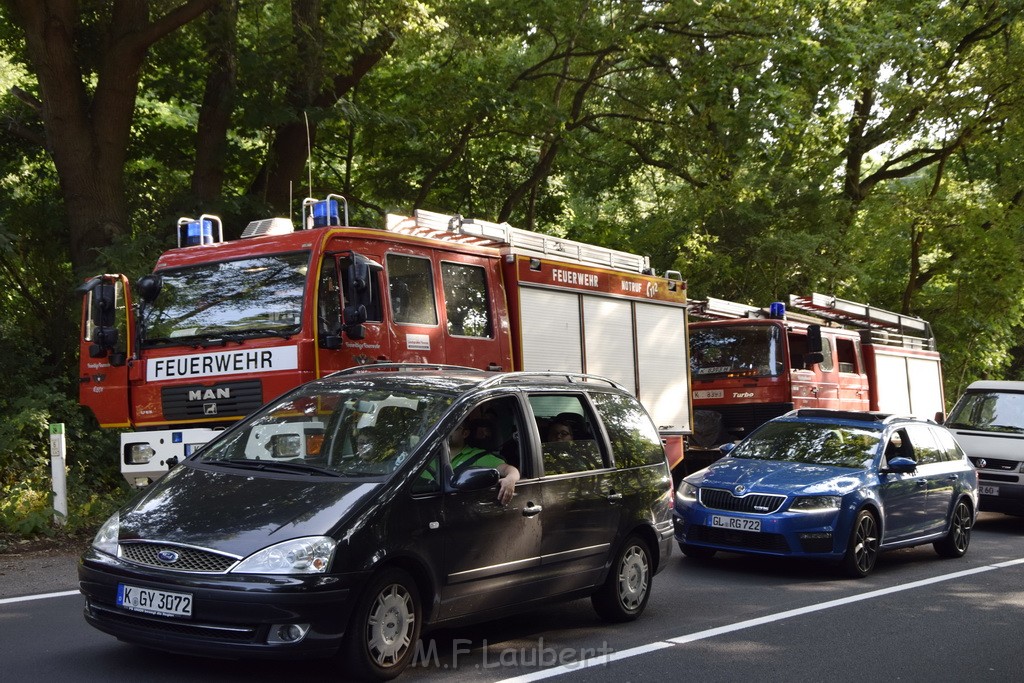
79 365 674 679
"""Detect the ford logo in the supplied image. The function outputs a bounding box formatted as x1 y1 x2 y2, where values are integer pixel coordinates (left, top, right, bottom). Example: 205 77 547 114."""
156 550 180 564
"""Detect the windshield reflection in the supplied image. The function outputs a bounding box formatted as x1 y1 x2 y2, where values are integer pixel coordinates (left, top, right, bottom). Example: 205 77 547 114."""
143 252 310 345
691 325 782 378
196 381 455 479
734 422 880 469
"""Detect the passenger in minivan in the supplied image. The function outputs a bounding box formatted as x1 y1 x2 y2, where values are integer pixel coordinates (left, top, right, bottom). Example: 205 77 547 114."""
546 421 574 443
444 421 521 504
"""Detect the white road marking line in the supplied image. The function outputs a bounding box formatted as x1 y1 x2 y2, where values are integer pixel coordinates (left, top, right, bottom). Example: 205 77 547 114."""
0 590 80 606
497 561 1017 683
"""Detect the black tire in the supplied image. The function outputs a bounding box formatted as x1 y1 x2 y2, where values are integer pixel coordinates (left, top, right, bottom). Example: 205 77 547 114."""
592 535 653 622
840 509 879 578
934 498 973 558
342 568 422 681
679 542 717 560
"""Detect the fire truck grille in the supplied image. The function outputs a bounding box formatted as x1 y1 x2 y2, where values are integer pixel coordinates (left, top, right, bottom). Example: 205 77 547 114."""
119 542 239 573
700 488 786 514
161 379 263 420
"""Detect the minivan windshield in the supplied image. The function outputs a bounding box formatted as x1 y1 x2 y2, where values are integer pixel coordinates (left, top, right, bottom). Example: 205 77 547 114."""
733 421 881 469
196 381 455 478
947 390 1024 433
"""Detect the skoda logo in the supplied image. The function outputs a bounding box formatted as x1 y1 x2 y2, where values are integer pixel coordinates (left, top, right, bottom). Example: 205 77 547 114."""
734 484 746 495
156 550 180 564
977 458 987 469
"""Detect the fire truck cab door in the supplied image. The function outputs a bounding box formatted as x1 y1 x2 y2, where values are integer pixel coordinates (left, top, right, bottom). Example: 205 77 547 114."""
78 274 133 428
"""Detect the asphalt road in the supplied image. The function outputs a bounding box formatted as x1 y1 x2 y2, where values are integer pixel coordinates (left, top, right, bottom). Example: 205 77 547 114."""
3 512 1023 682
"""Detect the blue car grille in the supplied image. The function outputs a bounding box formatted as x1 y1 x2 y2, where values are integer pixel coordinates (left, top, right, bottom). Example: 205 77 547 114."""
119 542 238 573
699 488 786 514
687 525 790 552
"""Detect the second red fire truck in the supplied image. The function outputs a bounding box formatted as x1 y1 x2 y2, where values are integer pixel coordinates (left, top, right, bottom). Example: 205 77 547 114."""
685 293 945 472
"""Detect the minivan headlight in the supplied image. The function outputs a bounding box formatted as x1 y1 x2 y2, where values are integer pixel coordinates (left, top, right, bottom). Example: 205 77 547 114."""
92 512 120 556
789 496 842 513
231 536 336 574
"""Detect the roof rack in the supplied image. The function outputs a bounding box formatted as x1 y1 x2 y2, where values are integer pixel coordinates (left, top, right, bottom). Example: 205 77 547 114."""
478 371 626 391
386 209 653 275
327 363 485 378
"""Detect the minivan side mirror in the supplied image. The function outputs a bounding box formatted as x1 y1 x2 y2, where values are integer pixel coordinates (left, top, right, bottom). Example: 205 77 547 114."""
451 467 500 491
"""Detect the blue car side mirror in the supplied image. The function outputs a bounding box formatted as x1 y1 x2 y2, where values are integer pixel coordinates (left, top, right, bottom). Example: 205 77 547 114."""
883 456 917 474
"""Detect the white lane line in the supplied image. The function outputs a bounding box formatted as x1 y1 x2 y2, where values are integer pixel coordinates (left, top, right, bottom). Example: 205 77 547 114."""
497 561 1018 683
0 590 80 606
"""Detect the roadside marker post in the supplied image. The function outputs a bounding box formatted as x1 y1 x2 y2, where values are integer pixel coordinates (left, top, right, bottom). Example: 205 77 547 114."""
49 423 67 526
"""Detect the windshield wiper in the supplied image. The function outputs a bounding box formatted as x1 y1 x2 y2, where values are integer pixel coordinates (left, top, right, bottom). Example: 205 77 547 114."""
207 459 340 477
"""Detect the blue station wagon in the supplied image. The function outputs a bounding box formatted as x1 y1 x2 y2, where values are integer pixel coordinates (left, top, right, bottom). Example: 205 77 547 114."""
673 409 978 577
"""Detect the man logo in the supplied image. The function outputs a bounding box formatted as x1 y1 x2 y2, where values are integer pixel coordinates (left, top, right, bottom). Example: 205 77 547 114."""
189 388 231 401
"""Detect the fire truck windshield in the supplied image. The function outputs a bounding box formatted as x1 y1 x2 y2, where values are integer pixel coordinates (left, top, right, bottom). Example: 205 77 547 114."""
142 252 310 345
690 324 782 379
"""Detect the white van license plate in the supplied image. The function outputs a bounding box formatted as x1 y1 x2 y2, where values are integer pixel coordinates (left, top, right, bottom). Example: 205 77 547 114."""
979 485 999 496
117 583 192 618
711 515 761 532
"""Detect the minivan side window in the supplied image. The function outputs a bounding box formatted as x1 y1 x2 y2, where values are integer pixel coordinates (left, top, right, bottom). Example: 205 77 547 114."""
528 394 604 475
590 392 665 468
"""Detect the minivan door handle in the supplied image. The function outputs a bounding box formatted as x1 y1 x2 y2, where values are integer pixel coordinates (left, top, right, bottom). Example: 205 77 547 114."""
522 503 543 517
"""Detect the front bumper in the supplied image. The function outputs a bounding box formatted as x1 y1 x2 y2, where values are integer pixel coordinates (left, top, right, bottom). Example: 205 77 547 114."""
78 548 367 659
673 506 843 559
976 476 1024 516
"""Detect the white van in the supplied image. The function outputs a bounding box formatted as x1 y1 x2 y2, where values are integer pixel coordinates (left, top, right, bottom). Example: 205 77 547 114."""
945 380 1024 515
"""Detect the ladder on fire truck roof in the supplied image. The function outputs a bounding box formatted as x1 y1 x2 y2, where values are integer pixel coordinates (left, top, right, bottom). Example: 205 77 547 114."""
788 293 932 339
690 293 936 349
385 209 653 275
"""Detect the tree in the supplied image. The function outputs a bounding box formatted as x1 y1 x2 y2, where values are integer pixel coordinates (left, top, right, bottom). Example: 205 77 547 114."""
1 0 220 276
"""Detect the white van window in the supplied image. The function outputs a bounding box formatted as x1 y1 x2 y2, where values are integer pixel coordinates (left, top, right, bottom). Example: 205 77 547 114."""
947 391 1024 433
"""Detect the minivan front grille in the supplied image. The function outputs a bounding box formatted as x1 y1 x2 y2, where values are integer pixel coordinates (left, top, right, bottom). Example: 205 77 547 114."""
119 542 239 573
700 488 786 514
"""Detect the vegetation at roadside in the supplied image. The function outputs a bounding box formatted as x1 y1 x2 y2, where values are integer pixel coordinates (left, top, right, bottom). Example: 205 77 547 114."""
1 1 1023 537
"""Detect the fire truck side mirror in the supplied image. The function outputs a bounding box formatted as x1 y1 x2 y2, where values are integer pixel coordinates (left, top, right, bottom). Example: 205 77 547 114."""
87 283 122 362
137 274 162 303
804 324 824 365
343 304 367 341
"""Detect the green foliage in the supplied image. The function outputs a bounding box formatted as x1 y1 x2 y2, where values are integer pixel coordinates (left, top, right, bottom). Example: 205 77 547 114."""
1 0 1024 538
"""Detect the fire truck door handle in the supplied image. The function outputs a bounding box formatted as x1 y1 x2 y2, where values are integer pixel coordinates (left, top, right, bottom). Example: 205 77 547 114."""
522 503 543 517
607 492 623 502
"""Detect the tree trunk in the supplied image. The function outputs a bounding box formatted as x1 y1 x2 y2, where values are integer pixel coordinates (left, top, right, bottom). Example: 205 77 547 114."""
6 0 217 276
192 0 239 204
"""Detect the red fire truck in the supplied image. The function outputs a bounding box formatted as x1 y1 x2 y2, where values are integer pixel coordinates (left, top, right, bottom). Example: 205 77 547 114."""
685 293 944 472
78 199 692 486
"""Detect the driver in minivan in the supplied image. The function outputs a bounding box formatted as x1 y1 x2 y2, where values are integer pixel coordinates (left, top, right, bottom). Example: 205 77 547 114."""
448 421 520 505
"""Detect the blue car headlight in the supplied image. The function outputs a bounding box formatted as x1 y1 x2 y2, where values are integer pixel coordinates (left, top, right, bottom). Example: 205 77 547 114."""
676 481 698 504
789 496 842 513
